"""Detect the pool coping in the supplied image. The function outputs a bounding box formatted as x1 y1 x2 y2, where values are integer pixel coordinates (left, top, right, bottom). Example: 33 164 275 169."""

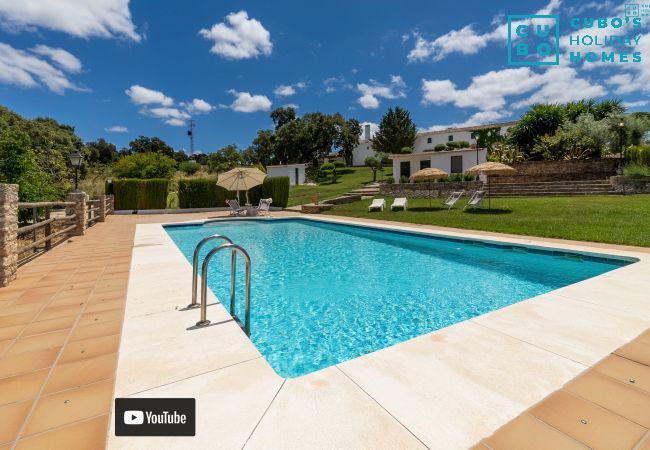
109 213 650 449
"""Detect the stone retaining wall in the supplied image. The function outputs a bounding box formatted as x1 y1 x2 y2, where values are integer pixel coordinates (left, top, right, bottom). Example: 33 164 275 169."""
492 159 618 183
379 181 482 198
322 195 362 205
610 176 650 193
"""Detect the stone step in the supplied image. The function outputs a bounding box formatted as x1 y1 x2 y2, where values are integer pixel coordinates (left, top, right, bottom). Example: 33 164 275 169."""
490 191 618 197
492 180 611 187
491 187 614 193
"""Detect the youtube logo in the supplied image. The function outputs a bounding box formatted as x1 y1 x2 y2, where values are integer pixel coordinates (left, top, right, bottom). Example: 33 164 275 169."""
115 398 195 436
124 410 144 425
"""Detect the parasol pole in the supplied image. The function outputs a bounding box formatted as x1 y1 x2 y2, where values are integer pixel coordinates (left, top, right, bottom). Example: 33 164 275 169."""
488 174 491 210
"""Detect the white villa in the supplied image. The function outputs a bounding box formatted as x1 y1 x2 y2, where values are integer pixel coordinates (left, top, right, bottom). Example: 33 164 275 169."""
352 121 517 179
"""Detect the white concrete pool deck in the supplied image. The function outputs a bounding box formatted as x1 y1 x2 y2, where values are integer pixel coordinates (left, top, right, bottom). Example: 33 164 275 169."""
108 214 650 450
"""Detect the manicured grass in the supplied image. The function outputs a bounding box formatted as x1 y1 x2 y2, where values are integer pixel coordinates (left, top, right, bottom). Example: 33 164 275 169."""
323 195 650 247
288 166 392 206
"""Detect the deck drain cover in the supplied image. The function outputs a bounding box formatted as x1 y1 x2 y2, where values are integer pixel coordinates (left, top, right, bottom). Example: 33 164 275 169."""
580 419 588 425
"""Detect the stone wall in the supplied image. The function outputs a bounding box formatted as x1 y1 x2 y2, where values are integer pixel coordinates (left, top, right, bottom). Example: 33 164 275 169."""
610 176 650 193
322 195 361 205
0 184 18 286
492 159 618 183
379 181 482 198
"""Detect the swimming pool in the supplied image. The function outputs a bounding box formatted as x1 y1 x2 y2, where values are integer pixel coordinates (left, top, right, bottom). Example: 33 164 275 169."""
165 218 632 378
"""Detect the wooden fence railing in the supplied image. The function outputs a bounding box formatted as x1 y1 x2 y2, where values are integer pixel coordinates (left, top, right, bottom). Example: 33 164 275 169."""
0 187 116 285
17 201 77 266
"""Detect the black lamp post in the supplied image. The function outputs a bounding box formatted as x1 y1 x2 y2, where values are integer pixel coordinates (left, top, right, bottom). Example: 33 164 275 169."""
68 150 83 191
618 121 625 167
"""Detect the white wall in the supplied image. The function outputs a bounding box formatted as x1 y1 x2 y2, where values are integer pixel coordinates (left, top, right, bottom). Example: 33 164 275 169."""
391 149 487 180
266 164 306 185
352 141 375 166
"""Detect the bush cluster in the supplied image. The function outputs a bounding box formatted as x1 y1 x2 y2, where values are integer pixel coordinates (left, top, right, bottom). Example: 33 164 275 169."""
624 145 650 166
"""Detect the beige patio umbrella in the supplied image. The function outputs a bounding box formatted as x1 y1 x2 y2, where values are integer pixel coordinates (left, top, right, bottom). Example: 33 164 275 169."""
465 162 516 209
410 167 449 208
217 167 266 204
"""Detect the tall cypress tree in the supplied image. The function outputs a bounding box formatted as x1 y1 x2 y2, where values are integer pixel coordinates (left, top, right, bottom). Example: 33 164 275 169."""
371 107 417 154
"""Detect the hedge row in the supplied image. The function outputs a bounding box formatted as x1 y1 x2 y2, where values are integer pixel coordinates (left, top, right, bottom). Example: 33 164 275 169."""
262 176 290 208
178 179 236 208
106 179 169 210
625 146 650 166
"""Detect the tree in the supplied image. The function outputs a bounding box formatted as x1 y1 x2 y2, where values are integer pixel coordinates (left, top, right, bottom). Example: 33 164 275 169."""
206 144 243 173
111 152 176 179
179 160 200 176
365 156 381 182
334 115 361 166
270 107 297 131
86 138 118 165
475 127 503 150
190 152 208 165
172 150 189 164
128 136 174 157
240 146 259 165
250 130 276 166
371 107 417 154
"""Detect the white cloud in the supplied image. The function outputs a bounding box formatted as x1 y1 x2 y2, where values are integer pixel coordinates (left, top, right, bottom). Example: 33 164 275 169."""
147 107 190 121
273 81 305 97
407 0 560 62
421 66 605 112
323 76 344 93
623 100 649 108
0 42 86 93
125 85 173 106
105 125 128 132
165 118 186 127
357 75 406 109
30 44 81 73
199 10 272 60
228 89 272 112
181 98 214 114
425 110 509 132
0 0 140 41
283 103 299 109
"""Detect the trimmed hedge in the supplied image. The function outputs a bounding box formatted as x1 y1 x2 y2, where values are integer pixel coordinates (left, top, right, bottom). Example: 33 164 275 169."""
262 176 290 208
434 144 446 151
333 160 346 168
107 179 170 210
178 179 236 208
625 146 650 166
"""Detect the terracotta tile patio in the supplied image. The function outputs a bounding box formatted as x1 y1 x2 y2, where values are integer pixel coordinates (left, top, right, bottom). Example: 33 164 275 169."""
0 212 648 449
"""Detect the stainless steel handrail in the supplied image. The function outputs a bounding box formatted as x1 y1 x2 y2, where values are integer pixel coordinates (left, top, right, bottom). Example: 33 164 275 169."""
188 234 234 308
196 243 252 336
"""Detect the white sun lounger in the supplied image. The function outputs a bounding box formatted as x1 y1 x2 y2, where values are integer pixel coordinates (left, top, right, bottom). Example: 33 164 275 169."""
257 198 272 216
227 199 247 216
444 191 464 209
391 197 408 211
368 198 386 212
463 190 486 210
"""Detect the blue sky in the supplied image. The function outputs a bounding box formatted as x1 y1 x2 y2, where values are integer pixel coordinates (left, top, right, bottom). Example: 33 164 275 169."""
0 0 648 153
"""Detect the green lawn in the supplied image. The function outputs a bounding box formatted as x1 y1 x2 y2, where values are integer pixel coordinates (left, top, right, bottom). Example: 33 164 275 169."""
288 166 392 206
323 195 650 247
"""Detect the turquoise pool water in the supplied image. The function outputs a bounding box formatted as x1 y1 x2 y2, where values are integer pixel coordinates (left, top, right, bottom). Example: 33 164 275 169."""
165 218 631 378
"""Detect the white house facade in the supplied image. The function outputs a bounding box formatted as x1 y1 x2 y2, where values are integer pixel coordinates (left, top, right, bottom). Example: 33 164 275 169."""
352 121 517 167
266 164 306 185
390 148 488 180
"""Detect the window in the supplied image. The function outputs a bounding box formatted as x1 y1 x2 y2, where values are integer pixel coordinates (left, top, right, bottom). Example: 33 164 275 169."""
419 159 431 170
448 135 454 142
400 161 410 179
427 137 432 144
470 132 476 139
451 155 463 174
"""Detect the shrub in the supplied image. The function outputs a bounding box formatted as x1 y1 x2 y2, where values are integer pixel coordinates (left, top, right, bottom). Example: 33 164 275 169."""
177 179 235 208
137 179 169 209
463 174 476 181
456 140 470 148
179 161 200 176
111 152 175 179
399 175 409 183
332 160 346 168
111 178 170 210
434 144 447 151
262 176 290 208
385 176 394 184
623 163 650 178
400 146 413 154
446 141 461 149
449 173 464 182
320 163 335 171
624 145 650 166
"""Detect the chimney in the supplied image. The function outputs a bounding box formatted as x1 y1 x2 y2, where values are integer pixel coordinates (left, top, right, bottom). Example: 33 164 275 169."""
364 124 371 140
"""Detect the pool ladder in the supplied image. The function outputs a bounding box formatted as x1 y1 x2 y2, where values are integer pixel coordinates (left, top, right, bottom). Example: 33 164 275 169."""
188 234 252 336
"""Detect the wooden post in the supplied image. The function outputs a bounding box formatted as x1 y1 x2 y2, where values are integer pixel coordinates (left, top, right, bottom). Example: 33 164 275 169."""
0 184 18 286
44 206 52 250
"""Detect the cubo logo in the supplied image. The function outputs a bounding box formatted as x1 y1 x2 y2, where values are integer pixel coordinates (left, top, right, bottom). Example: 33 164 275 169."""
508 15 560 66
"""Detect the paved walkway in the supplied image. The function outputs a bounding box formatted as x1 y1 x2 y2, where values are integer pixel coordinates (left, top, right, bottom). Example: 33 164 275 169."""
0 212 648 449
